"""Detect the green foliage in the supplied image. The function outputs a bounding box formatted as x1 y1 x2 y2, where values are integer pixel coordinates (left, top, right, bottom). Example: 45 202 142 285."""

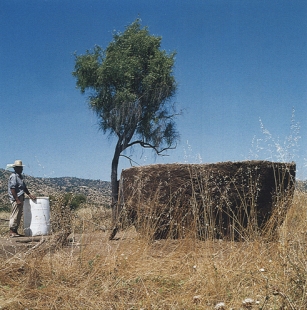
50 193 86 211
70 193 86 210
73 19 179 153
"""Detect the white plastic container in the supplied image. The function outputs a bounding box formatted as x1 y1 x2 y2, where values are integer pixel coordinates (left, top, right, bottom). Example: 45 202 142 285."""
23 197 51 236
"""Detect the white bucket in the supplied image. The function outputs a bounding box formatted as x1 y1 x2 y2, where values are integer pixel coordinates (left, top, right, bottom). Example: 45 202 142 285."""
23 197 51 236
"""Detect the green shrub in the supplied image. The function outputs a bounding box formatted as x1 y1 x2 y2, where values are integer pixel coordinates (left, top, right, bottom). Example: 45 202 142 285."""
70 193 86 210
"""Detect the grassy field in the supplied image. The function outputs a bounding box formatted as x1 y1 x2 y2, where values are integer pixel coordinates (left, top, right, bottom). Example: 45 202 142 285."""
0 190 306 309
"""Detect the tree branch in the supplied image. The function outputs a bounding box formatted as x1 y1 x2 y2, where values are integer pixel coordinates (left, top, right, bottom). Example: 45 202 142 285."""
126 140 177 155
119 154 141 166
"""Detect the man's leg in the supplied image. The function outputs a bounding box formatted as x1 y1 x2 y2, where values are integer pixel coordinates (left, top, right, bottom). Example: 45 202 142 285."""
9 200 23 234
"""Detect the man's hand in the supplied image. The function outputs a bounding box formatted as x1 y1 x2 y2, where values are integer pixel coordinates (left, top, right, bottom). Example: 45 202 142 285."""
28 194 36 201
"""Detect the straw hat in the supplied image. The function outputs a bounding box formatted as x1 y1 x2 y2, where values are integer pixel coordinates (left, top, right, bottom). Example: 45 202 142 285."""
12 160 24 167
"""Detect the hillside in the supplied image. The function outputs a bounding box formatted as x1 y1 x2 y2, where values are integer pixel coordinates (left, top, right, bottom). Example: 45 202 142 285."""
0 169 111 209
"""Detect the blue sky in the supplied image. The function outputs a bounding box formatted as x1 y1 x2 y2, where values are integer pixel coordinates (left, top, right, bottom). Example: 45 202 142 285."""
1 0 307 180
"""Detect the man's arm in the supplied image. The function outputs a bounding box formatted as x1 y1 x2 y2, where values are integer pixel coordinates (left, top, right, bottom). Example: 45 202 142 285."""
24 186 36 200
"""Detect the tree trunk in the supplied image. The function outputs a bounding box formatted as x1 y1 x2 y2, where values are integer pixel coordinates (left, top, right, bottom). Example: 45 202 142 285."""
111 144 121 222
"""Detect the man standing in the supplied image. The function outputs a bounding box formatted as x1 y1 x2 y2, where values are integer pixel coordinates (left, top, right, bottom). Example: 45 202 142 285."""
7 160 36 237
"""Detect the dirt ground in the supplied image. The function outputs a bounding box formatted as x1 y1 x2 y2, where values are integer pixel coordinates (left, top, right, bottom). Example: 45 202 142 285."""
0 228 137 260
0 234 32 259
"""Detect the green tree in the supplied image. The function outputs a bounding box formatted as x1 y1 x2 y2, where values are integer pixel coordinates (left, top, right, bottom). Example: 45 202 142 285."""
73 19 179 219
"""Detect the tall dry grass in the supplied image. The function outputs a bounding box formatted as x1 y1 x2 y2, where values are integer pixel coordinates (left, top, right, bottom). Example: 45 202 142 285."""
121 162 295 244
0 189 307 309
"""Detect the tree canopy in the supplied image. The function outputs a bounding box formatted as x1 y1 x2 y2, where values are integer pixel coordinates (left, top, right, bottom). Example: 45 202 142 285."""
73 19 180 214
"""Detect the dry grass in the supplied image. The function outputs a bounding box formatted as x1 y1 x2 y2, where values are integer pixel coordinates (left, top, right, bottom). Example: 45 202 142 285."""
0 190 307 309
0 211 9 236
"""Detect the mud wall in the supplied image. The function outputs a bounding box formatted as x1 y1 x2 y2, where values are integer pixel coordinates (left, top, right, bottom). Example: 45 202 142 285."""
118 161 296 240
